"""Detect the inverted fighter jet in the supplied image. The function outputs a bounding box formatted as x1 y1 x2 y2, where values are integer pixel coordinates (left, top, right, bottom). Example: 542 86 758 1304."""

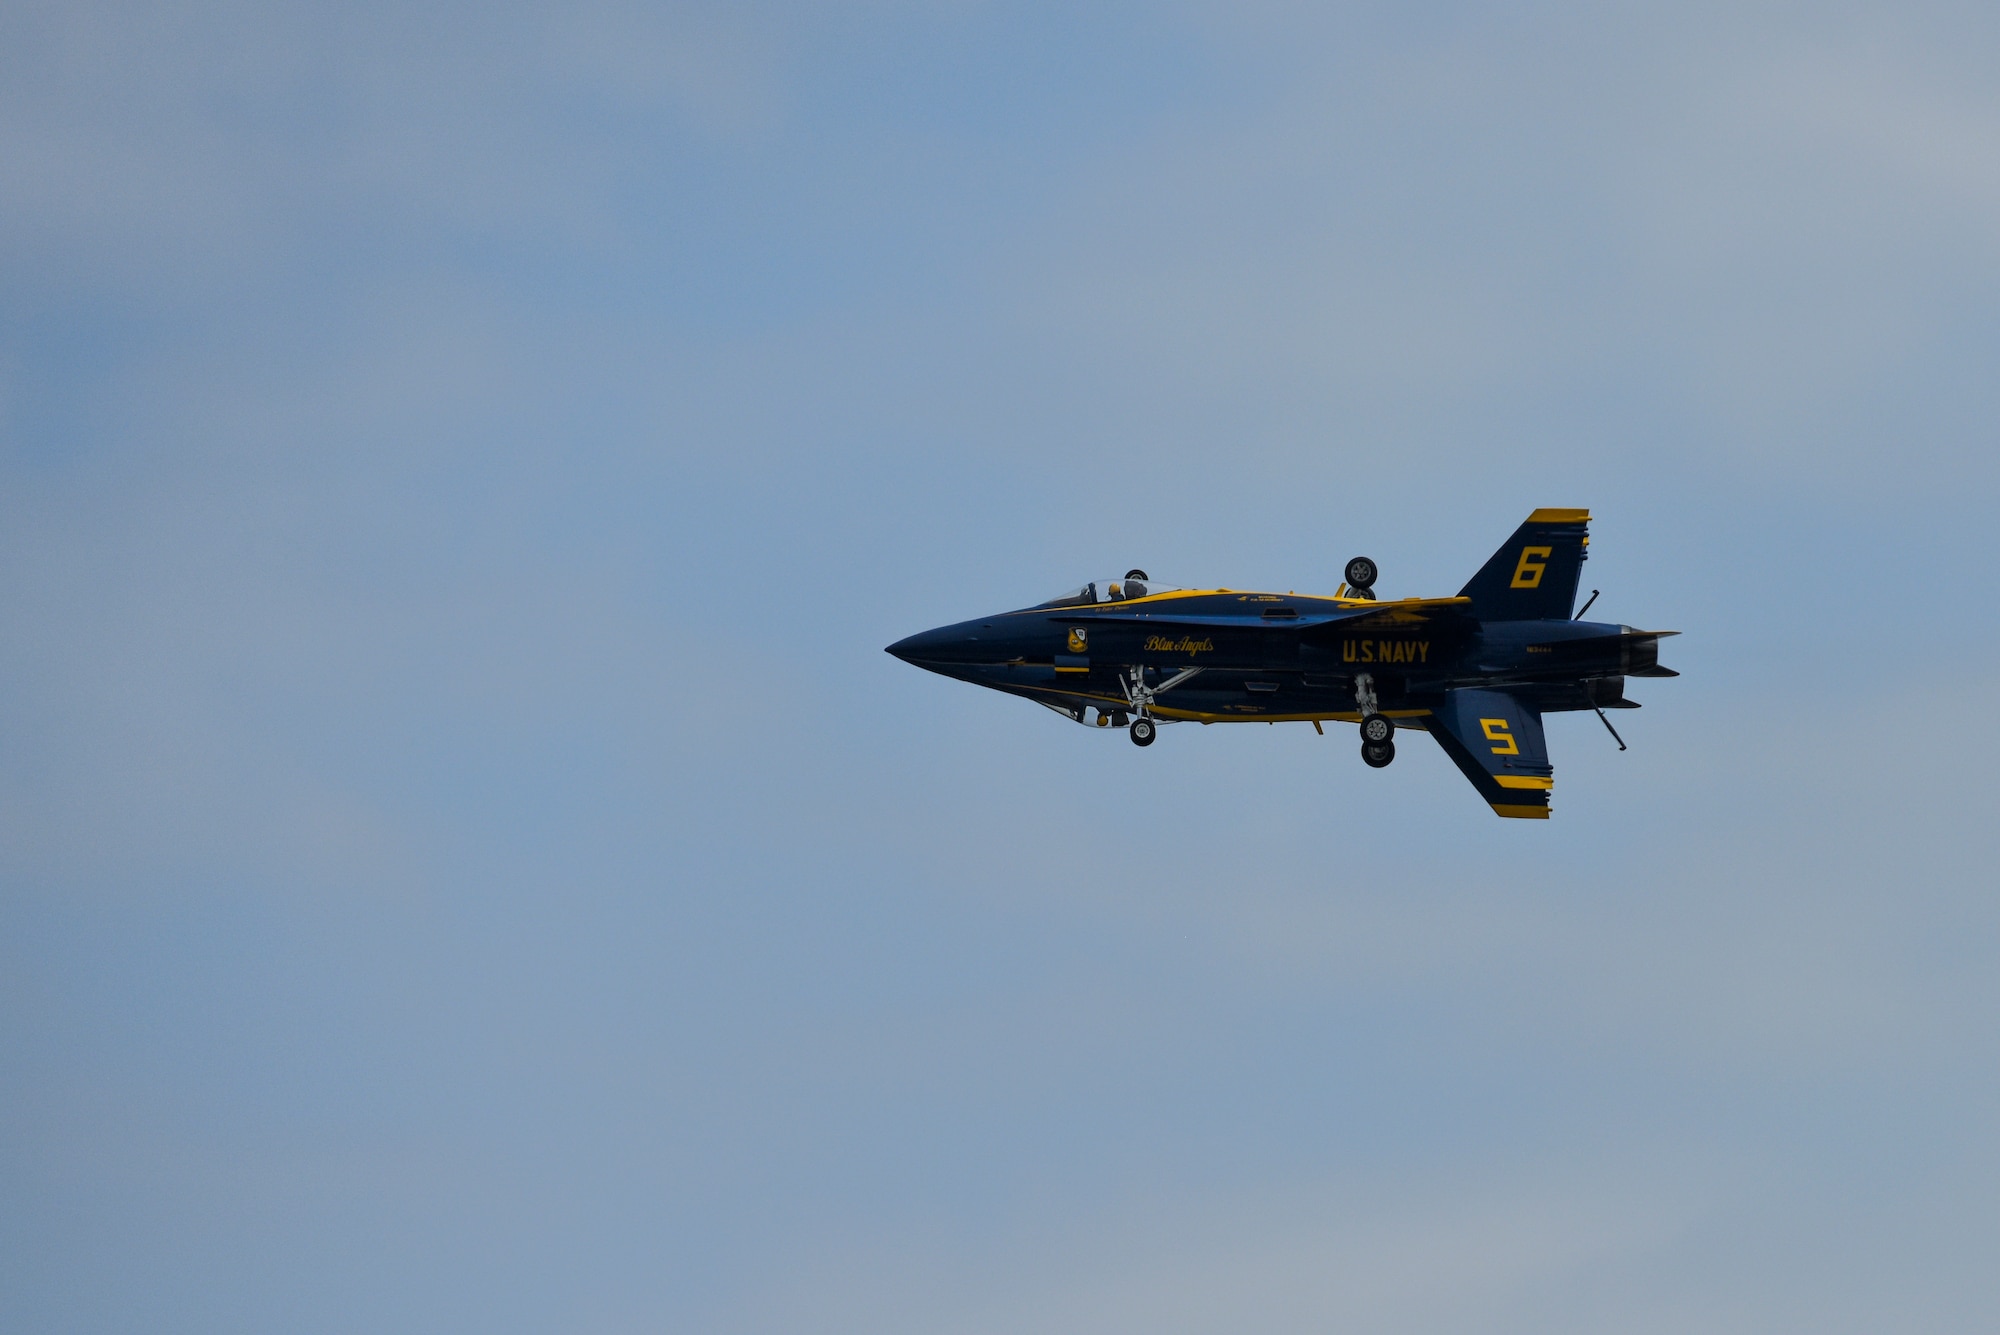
886 510 1676 818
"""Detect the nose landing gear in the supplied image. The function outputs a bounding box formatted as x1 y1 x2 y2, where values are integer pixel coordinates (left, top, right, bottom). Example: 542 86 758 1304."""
1118 664 1202 750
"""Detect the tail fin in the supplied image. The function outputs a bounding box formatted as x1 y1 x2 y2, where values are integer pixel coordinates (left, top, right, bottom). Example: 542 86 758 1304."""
1428 688 1553 818
1457 509 1591 621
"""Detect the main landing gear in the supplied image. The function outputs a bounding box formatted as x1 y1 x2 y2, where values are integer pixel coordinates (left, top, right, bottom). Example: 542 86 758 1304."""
1355 671 1396 767
1344 555 1378 600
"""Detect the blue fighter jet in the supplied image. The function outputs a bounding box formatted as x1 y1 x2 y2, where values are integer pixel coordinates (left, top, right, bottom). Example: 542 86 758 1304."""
887 510 1676 818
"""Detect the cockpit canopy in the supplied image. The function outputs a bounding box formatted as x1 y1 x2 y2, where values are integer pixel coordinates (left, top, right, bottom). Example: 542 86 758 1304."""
1037 571 1184 608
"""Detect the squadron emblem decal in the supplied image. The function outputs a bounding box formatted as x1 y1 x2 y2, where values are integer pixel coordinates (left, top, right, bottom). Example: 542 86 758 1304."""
1067 627 1088 653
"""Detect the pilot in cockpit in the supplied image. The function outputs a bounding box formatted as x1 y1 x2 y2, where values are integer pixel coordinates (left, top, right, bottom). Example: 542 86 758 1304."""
1036 571 1161 610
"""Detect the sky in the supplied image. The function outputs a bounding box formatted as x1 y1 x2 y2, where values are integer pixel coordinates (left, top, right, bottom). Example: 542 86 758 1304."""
3 2 1999 1331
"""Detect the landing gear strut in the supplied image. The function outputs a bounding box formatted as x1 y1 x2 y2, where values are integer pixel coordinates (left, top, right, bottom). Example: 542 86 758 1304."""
1354 672 1379 720
1355 672 1395 766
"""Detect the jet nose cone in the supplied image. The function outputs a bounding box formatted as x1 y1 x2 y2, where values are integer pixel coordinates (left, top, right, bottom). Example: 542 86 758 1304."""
886 624 966 666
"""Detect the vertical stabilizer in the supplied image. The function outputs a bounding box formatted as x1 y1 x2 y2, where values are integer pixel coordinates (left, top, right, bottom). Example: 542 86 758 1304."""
1457 509 1590 621
1427 689 1554 818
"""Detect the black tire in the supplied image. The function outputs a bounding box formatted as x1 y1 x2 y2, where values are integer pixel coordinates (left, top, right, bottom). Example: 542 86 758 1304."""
1130 716 1157 747
1125 568 1149 581
1344 556 1377 591
1360 713 1395 745
1361 739 1395 768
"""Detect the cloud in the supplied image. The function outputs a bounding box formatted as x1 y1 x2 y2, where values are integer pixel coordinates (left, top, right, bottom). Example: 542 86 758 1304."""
733 1164 1713 1335
976 6 2000 497
0 0 804 301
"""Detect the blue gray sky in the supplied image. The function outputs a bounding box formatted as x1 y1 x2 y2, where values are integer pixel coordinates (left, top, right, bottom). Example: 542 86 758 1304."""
4 3 1999 1331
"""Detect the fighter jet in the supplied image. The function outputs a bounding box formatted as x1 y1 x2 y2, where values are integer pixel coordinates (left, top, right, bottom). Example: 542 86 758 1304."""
886 510 1675 818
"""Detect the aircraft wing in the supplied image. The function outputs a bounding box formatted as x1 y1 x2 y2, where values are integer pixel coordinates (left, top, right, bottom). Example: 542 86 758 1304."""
1426 688 1554 819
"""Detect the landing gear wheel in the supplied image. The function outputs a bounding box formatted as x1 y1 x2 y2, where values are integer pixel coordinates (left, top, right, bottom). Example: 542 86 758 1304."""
1361 739 1395 768
1359 713 1395 745
1344 556 1378 593
1129 716 1157 747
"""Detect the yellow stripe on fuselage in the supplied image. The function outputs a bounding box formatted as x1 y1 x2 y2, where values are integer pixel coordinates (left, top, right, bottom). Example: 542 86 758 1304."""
1007 590 1474 613
1007 680 1430 725
1148 707 1431 724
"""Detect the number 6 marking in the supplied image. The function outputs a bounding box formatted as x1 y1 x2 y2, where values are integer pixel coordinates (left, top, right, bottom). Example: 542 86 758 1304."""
1510 546 1552 588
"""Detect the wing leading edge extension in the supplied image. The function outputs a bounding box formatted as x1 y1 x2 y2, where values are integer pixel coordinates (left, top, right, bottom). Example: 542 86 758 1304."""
1427 688 1554 819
